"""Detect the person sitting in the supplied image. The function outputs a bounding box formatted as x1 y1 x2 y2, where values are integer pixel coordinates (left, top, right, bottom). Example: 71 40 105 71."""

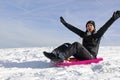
43 10 120 63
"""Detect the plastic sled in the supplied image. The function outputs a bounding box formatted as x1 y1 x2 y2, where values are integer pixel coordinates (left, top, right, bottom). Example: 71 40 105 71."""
51 57 103 66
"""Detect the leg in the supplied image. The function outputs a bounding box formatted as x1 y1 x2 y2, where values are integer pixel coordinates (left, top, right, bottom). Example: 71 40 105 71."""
52 43 71 56
70 42 94 60
51 42 94 60
43 43 71 62
43 42 94 62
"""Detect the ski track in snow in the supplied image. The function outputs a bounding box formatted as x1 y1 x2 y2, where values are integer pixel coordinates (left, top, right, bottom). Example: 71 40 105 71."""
0 46 120 80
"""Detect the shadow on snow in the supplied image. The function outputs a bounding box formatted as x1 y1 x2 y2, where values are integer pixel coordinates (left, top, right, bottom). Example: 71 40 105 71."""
0 61 54 69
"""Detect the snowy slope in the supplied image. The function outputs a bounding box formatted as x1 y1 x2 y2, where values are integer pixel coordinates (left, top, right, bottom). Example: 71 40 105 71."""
0 46 120 80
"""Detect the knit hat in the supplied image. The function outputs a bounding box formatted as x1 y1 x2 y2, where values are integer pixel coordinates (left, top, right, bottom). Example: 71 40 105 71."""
86 20 95 28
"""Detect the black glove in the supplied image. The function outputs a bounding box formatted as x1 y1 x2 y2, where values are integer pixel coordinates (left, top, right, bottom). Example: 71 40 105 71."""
60 16 66 24
112 10 120 20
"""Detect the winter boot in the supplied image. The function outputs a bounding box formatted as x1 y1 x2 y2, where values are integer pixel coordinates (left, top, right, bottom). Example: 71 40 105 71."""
43 51 63 63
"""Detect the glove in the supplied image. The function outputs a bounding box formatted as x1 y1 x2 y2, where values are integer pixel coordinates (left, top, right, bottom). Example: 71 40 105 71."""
112 10 120 20
60 16 66 24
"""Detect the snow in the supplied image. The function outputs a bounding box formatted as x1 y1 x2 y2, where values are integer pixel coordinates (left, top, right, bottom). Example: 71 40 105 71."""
0 46 120 80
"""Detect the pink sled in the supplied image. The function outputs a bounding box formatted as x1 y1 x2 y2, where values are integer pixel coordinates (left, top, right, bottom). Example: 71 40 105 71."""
51 57 103 66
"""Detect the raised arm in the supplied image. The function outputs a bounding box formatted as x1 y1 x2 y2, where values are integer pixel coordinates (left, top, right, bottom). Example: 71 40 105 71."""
96 10 120 38
60 16 84 38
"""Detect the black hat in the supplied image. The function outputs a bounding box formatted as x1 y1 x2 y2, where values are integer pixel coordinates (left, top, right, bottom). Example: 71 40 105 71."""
86 20 95 28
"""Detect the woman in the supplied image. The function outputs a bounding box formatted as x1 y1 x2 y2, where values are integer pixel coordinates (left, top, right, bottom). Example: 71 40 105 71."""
43 10 120 63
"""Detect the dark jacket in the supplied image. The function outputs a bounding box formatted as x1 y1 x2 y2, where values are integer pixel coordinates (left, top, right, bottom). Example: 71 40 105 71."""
61 17 116 58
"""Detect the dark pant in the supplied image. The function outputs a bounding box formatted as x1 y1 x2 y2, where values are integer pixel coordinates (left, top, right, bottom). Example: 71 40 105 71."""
52 42 94 60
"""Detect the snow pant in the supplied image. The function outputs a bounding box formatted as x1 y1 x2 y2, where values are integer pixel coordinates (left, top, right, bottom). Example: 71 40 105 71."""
52 42 95 60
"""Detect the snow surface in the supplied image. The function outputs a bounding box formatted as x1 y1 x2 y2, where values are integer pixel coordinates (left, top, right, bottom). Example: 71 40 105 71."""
0 46 120 80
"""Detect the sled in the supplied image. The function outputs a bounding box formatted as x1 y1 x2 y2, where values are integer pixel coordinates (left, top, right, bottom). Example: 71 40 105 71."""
51 57 103 66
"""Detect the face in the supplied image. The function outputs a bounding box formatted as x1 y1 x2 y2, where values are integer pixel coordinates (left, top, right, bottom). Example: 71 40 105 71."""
86 23 95 32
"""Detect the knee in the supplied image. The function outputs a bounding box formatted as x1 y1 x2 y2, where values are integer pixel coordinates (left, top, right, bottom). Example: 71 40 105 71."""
72 42 82 47
63 43 71 47
64 43 71 45
72 42 81 45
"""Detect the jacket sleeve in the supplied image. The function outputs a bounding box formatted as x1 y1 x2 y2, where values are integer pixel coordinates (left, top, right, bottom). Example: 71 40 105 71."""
96 17 116 38
61 22 84 38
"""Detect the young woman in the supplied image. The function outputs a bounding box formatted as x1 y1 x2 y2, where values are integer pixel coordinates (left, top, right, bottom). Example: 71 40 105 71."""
43 10 120 62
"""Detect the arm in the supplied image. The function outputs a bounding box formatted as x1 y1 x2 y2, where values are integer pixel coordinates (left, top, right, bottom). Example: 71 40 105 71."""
60 17 84 38
96 10 120 38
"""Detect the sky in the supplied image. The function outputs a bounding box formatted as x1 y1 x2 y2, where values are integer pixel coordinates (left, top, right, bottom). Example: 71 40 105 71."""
0 0 120 48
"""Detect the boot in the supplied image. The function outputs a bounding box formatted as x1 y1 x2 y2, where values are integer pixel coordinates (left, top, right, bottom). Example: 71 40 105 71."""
43 51 63 63
43 43 72 63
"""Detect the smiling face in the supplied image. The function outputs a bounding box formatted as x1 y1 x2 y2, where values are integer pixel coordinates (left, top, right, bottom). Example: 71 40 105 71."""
86 23 95 32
